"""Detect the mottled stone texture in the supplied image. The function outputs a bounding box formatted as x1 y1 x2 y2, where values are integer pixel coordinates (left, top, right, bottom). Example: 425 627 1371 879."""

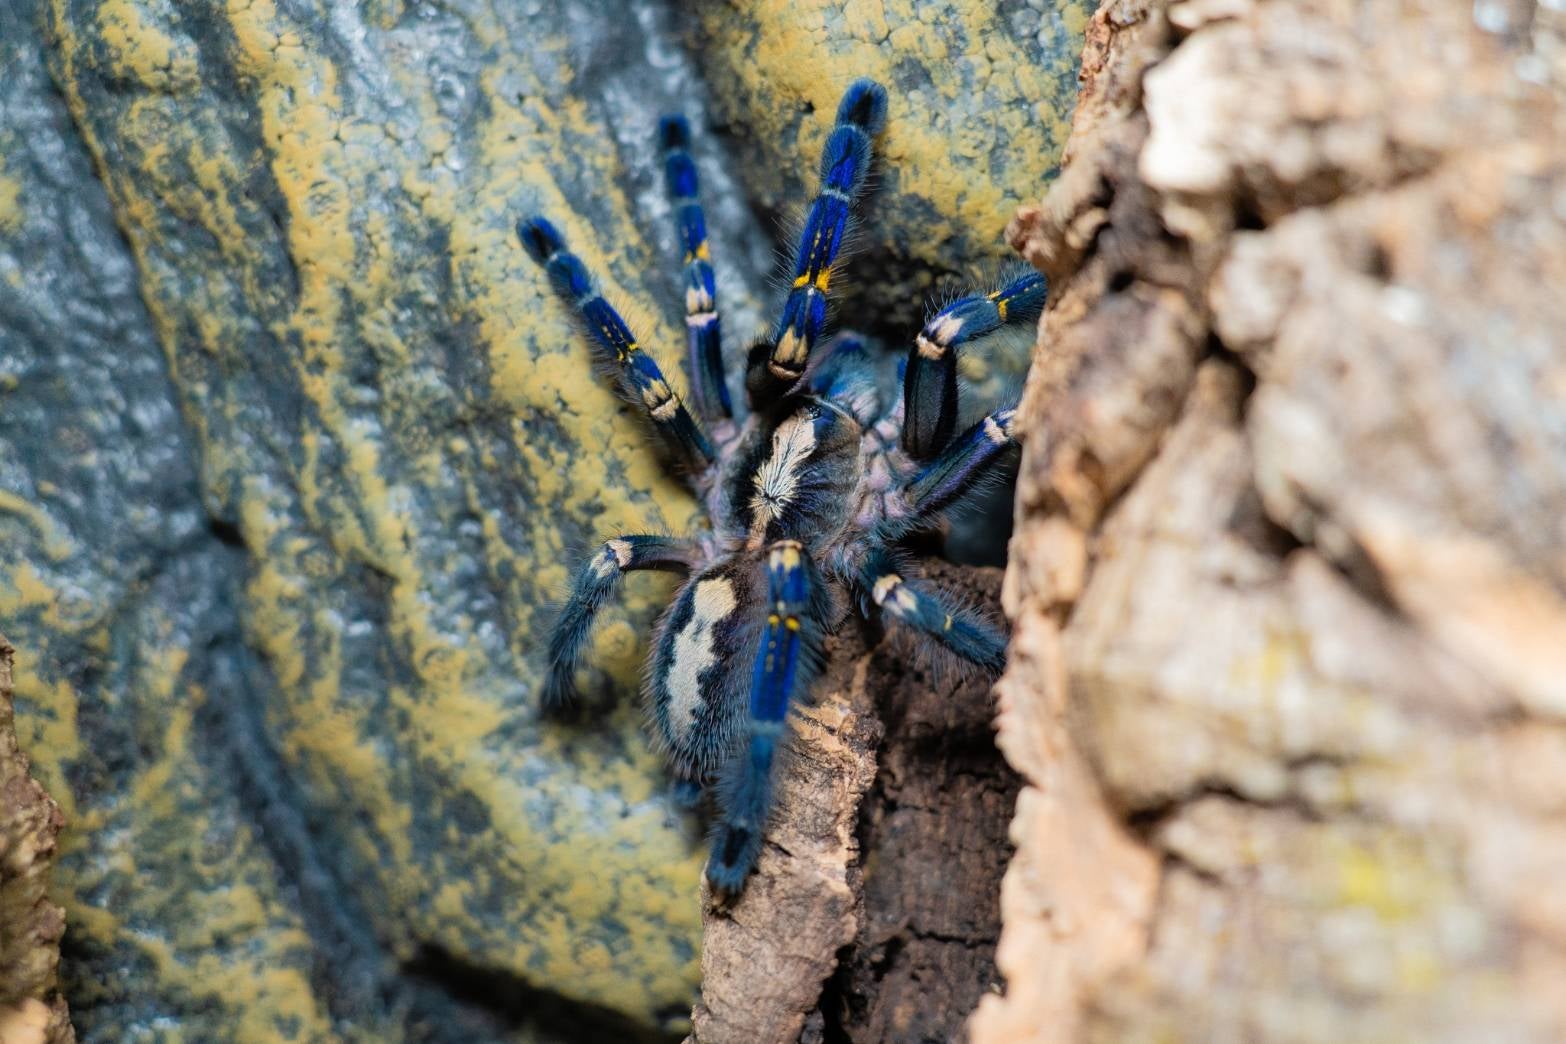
0 0 1085 1039
979 0 1566 1040
695 0 1090 333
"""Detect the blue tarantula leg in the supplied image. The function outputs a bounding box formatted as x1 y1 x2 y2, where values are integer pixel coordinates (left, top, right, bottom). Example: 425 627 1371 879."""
862 550 1007 675
707 540 825 895
901 404 1020 521
543 535 694 711
746 79 888 408
659 116 732 421
901 265 1046 460
517 216 714 470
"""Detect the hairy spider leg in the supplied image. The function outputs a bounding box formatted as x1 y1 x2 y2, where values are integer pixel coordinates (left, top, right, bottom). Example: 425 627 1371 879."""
517 216 714 470
901 265 1046 460
861 548 1007 675
542 535 694 710
897 404 1020 526
746 79 888 408
659 115 732 421
707 540 826 894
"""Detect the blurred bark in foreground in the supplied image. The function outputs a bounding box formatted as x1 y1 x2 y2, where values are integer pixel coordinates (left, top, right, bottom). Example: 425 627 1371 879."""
696 1 1566 1041
0 638 72 1044
980 0 1566 1040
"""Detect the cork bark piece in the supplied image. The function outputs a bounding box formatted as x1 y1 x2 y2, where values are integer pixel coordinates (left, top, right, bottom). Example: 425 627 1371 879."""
981 0 1566 1039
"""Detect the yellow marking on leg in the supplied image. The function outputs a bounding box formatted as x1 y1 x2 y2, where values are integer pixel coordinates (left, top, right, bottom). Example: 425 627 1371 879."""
641 379 681 421
789 269 831 294
773 540 803 570
987 287 1010 322
592 538 633 580
685 285 714 313
774 327 808 366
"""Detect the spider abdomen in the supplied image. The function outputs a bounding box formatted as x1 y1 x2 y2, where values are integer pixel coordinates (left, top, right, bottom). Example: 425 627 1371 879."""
648 556 764 782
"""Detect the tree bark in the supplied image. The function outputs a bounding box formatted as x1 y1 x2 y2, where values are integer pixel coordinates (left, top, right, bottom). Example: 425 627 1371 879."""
0 638 73 1044
979 0 1566 1040
694 1 1566 1041
692 565 1020 1044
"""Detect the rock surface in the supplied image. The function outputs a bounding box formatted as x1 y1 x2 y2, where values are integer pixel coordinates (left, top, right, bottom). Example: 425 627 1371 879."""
978 0 1566 1039
695 0 1092 332
0 0 1086 1038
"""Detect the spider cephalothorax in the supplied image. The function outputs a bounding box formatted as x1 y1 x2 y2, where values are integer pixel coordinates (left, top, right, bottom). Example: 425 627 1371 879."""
519 80 1045 894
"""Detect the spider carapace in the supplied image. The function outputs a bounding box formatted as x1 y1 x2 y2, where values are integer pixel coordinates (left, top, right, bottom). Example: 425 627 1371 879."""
518 79 1045 895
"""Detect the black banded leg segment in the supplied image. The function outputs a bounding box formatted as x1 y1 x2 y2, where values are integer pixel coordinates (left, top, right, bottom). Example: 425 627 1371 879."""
861 549 1007 675
901 265 1046 460
746 79 888 409
517 217 714 471
901 405 1019 523
707 540 825 895
659 115 732 420
543 535 694 710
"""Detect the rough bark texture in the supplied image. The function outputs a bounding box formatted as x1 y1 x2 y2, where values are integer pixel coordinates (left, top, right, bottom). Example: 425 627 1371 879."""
976 0 1566 1041
0 638 73 1044
691 630 881 1044
821 564 1020 1044
692 565 1021 1044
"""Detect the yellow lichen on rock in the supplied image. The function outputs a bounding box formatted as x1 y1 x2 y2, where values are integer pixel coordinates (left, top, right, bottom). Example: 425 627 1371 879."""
696 0 1089 326
37 0 708 1031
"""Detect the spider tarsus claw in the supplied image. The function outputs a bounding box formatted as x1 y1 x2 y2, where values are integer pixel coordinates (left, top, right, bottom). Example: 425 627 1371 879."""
516 216 564 263
539 672 577 713
703 862 751 902
671 778 704 809
658 113 691 150
706 818 763 897
838 78 888 134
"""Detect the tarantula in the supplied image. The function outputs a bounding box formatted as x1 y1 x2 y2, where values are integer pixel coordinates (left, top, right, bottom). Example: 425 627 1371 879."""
518 79 1044 895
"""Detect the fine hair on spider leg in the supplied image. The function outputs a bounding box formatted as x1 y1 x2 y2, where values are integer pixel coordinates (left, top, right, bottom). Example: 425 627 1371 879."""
540 534 694 712
516 215 714 471
658 113 732 421
746 78 889 407
879 570 1009 688
516 74 1034 898
899 403 1022 525
706 540 830 896
861 547 1008 677
903 264 1046 460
